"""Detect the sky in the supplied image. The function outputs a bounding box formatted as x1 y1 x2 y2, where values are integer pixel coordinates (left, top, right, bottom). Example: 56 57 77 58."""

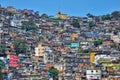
0 0 120 17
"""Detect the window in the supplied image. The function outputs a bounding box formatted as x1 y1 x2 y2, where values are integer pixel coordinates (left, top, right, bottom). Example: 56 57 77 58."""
91 70 93 73
97 76 99 79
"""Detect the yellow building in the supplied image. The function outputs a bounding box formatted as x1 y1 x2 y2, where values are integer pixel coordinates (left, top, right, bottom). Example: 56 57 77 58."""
9 33 16 38
101 62 120 70
102 62 114 67
90 52 97 63
71 33 78 41
56 12 67 20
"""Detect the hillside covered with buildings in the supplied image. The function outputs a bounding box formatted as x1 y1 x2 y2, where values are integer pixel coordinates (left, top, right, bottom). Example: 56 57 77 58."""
0 5 120 80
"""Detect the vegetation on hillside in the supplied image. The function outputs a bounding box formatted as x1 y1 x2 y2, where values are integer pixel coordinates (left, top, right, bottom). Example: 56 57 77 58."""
48 67 59 80
13 39 27 54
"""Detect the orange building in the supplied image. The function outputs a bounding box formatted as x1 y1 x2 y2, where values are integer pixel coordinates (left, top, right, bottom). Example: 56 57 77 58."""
54 64 63 73
45 63 54 70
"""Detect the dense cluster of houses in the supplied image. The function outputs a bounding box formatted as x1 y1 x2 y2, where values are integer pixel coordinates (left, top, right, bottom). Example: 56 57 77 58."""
0 5 120 80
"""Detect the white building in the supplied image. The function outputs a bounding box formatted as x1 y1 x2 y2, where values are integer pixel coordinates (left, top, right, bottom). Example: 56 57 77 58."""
86 70 101 80
111 34 120 43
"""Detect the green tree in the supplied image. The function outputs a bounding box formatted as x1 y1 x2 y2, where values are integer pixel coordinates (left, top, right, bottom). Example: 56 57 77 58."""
6 11 14 16
93 39 103 47
0 44 6 53
48 67 59 80
0 68 4 80
111 45 116 49
111 11 120 20
13 39 27 54
0 60 4 80
62 78 65 80
22 21 37 31
101 14 111 20
41 13 48 18
39 34 43 41
88 21 95 28
83 49 91 53
95 16 100 22
106 14 111 20
0 60 4 69
78 48 91 53
72 19 80 28
86 13 94 18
